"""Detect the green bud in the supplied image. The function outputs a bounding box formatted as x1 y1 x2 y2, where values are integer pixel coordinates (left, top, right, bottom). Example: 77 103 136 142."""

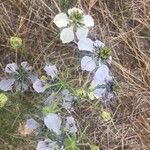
100 47 112 60
69 11 83 25
101 109 111 122
10 36 23 49
0 93 8 108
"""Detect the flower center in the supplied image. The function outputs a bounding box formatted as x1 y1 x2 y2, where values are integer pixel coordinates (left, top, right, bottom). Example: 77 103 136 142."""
69 11 83 25
99 47 112 60
17 68 28 81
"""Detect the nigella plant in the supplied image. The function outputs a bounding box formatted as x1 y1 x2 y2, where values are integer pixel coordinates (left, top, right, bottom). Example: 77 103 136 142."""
0 62 37 92
53 7 94 43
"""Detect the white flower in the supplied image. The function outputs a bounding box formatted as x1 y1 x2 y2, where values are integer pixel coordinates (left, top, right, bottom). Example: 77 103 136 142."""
0 62 37 92
66 116 77 134
36 139 57 150
33 79 48 93
81 56 96 72
44 113 62 135
44 64 58 79
54 7 94 43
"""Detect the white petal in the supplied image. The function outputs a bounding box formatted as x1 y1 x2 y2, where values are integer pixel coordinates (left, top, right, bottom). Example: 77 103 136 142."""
83 15 94 27
76 26 89 40
53 13 69 28
44 113 62 135
66 116 77 134
44 65 58 79
36 139 57 150
0 79 15 91
21 61 32 71
77 38 94 52
5 63 18 74
93 64 111 86
33 79 47 93
81 56 96 72
94 88 106 99
26 118 40 130
28 73 38 83
94 40 105 48
68 8 83 15
44 92 56 106
60 26 74 43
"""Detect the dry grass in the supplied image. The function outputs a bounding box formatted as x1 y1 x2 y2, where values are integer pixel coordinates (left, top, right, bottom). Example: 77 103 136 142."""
0 0 150 149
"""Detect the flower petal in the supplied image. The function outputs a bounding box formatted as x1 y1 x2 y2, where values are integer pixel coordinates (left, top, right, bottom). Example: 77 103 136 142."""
76 26 89 40
44 113 62 135
77 38 94 52
93 64 111 86
36 139 57 150
0 79 15 91
94 88 106 99
53 13 69 28
68 8 83 15
60 26 74 43
81 56 96 72
5 63 18 74
28 73 38 83
83 15 94 27
94 40 105 48
44 64 58 79
21 61 32 71
33 79 47 93
66 116 77 134
26 118 40 131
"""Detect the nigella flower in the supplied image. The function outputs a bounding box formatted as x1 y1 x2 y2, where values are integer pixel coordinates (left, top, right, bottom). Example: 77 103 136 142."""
53 8 94 43
33 64 58 93
78 38 112 72
36 139 58 150
0 62 37 92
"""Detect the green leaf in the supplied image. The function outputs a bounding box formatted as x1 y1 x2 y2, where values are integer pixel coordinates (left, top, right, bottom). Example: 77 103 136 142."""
0 93 8 108
42 103 60 115
64 136 78 150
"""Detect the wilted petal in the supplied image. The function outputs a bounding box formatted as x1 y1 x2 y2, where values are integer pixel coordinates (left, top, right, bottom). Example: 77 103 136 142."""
0 79 15 91
53 13 69 28
60 26 74 43
93 64 111 86
33 79 47 93
76 26 88 40
77 38 94 52
68 8 83 15
62 95 74 110
81 56 96 72
44 113 62 135
44 92 56 106
5 63 18 74
26 118 40 131
66 116 77 134
21 61 32 71
94 40 105 48
44 65 58 79
36 139 57 150
83 15 94 27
